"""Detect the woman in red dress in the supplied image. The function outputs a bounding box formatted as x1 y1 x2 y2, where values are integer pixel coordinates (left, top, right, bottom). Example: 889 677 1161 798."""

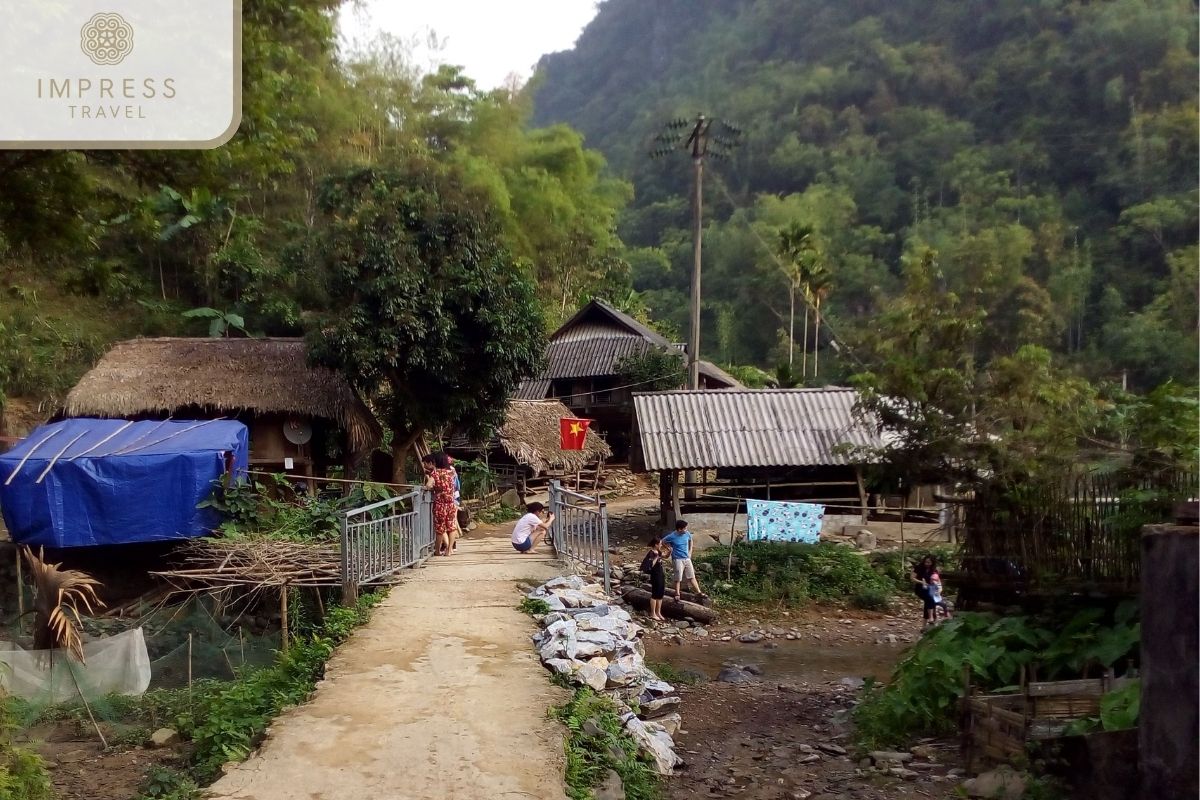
423 452 459 556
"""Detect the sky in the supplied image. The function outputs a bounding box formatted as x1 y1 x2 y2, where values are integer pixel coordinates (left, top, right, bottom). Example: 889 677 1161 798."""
338 0 601 89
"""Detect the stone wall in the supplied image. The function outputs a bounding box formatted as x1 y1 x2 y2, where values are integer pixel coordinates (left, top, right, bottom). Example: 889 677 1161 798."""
1138 524 1198 800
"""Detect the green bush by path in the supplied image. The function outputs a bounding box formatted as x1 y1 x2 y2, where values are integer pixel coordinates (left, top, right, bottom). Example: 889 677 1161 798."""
853 603 1141 750
694 541 895 608
553 688 662 800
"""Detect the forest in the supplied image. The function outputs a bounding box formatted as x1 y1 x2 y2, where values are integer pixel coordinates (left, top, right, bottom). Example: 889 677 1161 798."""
0 0 1195 477
532 0 1198 395
0 0 630 421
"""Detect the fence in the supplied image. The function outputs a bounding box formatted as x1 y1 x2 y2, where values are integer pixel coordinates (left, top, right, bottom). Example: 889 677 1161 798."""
548 480 611 593
959 469 1196 596
340 488 434 599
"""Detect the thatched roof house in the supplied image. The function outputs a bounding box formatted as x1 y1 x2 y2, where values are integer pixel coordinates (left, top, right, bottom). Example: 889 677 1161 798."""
64 338 381 466
496 400 612 474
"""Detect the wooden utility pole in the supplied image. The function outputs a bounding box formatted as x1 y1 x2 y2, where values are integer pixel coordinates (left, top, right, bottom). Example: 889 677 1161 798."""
653 114 741 389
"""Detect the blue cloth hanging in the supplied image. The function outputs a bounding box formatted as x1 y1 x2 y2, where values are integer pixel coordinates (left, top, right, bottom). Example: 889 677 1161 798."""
745 499 824 543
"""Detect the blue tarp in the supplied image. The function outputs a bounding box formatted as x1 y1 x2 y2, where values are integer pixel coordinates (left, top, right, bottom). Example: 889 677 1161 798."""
0 418 248 548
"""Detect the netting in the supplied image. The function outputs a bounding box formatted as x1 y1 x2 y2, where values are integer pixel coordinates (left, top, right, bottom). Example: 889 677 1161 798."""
3 592 285 728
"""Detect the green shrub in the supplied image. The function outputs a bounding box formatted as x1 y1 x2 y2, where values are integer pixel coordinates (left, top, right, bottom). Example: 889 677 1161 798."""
868 545 960 592
645 661 700 687
554 688 662 800
520 598 551 616
137 766 200 800
695 541 894 608
0 701 51 800
854 603 1140 749
850 586 894 612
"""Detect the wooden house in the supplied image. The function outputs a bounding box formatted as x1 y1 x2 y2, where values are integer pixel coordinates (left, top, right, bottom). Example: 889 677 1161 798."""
63 338 381 480
516 299 741 460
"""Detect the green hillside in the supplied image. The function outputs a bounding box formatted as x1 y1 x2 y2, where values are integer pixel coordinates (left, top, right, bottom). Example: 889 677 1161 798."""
531 0 1198 390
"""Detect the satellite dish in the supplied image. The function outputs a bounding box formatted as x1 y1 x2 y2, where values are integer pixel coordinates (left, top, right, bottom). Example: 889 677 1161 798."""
283 418 313 445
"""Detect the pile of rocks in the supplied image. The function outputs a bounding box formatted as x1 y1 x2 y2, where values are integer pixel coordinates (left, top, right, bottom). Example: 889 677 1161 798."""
526 576 684 774
598 466 652 497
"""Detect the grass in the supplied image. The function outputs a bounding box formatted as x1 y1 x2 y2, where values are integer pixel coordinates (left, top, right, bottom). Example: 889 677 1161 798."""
477 504 523 524
553 687 662 800
644 661 700 687
519 597 551 616
694 541 896 609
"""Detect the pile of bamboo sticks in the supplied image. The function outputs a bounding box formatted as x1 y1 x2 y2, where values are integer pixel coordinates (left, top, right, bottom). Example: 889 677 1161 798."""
151 538 344 588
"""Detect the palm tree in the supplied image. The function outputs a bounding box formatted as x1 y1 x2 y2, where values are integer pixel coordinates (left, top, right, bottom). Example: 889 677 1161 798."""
776 223 819 374
807 262 833 379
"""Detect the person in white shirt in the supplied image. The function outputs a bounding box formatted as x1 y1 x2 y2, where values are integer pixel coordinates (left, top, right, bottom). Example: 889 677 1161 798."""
512 502 554 553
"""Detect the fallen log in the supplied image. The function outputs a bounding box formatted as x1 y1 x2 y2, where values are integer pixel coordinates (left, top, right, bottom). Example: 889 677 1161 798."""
619 582 710 606
620 587 718 624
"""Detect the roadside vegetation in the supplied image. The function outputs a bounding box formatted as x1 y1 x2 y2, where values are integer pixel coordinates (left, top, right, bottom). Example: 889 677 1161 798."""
554 687 662 800
853 602 1141 750
7 593 385 800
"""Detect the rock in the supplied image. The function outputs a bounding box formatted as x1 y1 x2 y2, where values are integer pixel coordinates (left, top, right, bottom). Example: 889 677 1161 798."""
595 769 626 800
655 712 683 736
500 488 522 508
767 626 787 636
815 742 847 756
697 561 714 574
785 633 797 640
544 658 576 675
621 713 681 774
876 633 899 645
639 696 681 718
693 627 709 637
582 718 606 738
798 753 821 764
870 751 913 764
742 663 764 676
962 766 1027 799
748 619 761 626
854 530 877 551
576 664 609 691
717 667 755 684
674 620 691 629
149 728 180 748
606 655 644 687
738 632 765 643
837 676 865 689
889 767 919 780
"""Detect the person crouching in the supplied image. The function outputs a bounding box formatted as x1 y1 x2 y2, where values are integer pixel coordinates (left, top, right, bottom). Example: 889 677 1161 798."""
512 502 554 554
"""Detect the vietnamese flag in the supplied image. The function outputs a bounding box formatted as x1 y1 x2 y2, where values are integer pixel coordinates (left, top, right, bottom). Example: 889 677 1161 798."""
560 417 591 450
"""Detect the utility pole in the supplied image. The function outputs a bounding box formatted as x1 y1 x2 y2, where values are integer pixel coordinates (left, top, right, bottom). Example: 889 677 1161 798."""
653 114 741 389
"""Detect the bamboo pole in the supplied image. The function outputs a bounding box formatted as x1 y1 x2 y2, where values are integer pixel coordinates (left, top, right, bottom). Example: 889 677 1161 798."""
280 585 289 655
34 431 89 483
15 548 23 621
3 428 62 485
68 420 134 461
187 633 193 689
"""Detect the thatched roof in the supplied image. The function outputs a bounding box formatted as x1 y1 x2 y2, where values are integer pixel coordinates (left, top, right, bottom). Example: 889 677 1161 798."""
495 400 612 474
64 338 381 456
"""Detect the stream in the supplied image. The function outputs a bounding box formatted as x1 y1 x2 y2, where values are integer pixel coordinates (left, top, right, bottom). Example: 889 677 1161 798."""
644 638 903 684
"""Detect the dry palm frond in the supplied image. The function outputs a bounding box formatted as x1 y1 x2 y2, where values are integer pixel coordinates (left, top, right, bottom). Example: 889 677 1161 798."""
23 547 104 663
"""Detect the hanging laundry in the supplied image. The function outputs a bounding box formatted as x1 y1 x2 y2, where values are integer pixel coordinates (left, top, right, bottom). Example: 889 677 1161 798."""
745 499 825 543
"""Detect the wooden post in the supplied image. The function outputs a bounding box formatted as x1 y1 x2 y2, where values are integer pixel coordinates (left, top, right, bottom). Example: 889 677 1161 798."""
15 547 23 622
855 466 868 524
280 585 289 655
671 470 682 523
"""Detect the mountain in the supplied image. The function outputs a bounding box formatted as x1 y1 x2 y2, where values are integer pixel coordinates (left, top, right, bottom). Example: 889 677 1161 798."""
530 0 1199 389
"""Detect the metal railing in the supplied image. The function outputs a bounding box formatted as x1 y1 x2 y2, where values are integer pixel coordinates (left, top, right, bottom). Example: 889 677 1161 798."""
548 480 611 593
340 488 433 599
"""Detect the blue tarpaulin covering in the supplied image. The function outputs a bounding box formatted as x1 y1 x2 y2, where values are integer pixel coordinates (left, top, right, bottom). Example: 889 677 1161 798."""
0 418 248 548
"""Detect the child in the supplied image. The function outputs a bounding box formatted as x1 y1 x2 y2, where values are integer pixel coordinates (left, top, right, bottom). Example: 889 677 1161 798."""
640 537 667 621
661 519 704 601
928 568 952 620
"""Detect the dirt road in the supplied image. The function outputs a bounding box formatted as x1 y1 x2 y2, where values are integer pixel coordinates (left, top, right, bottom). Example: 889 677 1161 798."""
208 527 568 800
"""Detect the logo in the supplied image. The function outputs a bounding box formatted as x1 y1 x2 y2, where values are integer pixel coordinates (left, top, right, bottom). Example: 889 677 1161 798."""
80 12 134 66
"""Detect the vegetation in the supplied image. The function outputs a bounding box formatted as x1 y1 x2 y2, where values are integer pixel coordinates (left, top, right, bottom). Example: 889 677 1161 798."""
519 597 551 616
614 347 686 392
867 546 960 593
0 702 51 800
304 159 546 479
199 474 396 541
854 603 1141 749
644 661 700 688
533 0 1197 392
553 687 662 800
694 541 895 608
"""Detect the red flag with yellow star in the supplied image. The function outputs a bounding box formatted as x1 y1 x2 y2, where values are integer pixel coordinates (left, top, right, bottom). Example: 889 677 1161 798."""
560 417 591 450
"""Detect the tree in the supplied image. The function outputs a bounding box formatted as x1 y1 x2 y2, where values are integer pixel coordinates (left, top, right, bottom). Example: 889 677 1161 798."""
615 347 685 392
776 222 818 371
305 160 546 481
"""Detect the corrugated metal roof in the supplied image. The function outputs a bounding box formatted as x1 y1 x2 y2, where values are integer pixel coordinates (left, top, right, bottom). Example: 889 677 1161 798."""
540 337 661 380
633 388 880 470
513 378 551 400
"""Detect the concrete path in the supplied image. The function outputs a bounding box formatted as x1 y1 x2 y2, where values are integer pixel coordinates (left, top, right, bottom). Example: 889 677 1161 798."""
208 528 568 800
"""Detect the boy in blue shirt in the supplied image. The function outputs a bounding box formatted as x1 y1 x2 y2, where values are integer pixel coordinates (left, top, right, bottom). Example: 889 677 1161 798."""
661 519 705 601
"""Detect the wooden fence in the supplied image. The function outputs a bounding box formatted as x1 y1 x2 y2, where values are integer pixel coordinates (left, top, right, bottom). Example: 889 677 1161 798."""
959 469 1196 596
